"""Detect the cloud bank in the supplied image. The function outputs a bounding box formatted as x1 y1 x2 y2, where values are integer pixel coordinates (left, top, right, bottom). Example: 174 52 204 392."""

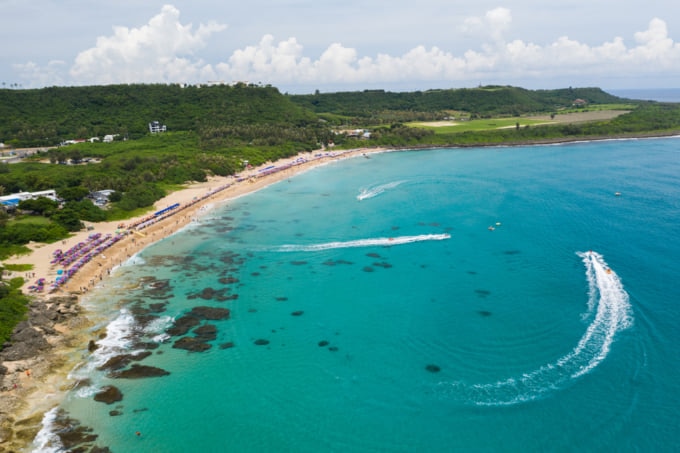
13 4 680 91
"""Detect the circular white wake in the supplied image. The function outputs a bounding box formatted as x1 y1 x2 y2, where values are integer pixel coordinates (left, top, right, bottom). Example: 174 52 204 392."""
440 251 633 406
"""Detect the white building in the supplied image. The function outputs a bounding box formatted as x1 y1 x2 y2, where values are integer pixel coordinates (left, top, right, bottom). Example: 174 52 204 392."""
149 121 167 133
0 190 58 207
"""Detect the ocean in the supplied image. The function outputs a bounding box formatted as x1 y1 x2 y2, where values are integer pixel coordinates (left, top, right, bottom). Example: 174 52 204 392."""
608 88 680 103
34 137 680 452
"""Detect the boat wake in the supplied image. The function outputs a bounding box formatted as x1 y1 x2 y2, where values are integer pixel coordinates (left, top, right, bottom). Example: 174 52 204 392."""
272 233 450 252
357 180 407 201
439 251 633 406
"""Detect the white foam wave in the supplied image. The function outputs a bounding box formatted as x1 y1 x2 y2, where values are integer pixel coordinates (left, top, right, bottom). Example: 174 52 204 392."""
440 251 632 406
143 315 174 336
357 180 407 200
68 308 142 388
273 233 450 252
32 407 63 453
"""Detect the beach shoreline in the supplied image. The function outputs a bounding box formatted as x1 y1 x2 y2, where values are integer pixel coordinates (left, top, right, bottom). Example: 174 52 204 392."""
0 146 382 452
2 131 679 450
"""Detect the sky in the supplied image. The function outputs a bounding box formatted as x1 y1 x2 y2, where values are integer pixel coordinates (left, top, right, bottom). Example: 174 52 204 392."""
1 0 679 94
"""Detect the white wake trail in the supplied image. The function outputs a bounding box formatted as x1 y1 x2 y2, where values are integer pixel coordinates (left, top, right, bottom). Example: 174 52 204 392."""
272 233 450 252
357 180 407 201
440 251 633 406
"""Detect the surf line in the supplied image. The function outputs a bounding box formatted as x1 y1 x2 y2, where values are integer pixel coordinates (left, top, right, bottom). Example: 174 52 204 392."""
272 233 450 252
441 250 633 406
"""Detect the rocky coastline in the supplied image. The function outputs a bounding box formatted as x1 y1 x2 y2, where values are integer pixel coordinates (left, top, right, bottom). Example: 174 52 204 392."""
0 294 86 451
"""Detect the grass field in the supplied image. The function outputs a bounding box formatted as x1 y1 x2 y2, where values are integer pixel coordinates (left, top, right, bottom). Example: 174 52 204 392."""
408 109 631 134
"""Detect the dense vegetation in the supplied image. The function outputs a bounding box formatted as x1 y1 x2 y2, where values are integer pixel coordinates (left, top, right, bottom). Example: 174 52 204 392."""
0 275 30 347
288 86 626 123
2 82 680 349
0 83 319 148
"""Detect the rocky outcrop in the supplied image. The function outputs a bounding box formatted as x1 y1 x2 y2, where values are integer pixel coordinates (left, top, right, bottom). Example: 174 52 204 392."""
93 385 123 404
0 296 79 377
109 364 170 379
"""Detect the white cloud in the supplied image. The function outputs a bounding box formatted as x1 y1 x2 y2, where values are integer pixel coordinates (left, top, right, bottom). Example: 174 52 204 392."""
211 16 680 86
12 5 680 91
69 4 226 84
13 60 68 87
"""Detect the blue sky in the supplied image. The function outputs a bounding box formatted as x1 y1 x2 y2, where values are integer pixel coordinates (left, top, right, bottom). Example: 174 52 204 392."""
1 1 678 93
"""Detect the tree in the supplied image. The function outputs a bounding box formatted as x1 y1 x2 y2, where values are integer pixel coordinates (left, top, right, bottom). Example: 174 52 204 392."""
58 186 90 202
17 197 59 216
51 208 84 231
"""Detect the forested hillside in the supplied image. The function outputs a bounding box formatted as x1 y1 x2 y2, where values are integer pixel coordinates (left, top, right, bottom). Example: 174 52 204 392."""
0 83 320 148
289 86 625 122
1 84 631 148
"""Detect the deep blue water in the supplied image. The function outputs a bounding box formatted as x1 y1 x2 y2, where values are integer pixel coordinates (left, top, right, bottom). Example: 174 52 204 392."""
36 137 680 452
608 88 680 103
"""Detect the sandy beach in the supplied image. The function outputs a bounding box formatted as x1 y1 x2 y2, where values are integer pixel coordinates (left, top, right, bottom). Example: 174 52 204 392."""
0 146 382 451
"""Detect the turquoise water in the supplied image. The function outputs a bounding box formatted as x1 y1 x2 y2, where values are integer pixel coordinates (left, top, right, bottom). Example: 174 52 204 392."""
37 138 680 452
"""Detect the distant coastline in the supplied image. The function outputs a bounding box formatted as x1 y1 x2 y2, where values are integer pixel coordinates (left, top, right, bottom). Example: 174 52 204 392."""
607 88 680 103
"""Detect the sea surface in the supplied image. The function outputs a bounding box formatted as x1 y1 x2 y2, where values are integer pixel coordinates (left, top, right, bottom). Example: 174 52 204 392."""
35 137 680 452
608 87 680 103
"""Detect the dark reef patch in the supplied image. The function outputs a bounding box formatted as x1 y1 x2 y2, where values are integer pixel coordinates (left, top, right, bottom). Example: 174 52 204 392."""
148 302 168 313
187 287 235 301
193 323 218 339
173 336 212 352
110 364 170 379
97 351 153 372
166 315 201 336
188 306 231 320
218 276 240 285
94 385 123 404
323 259 354 266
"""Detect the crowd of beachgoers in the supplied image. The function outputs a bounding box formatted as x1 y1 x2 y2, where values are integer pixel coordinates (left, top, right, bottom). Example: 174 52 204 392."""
20 150 353 295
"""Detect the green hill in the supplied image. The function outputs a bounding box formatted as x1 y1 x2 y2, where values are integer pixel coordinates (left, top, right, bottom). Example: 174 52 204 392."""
288 86 625 122
1 84 632 148
0 83 319 148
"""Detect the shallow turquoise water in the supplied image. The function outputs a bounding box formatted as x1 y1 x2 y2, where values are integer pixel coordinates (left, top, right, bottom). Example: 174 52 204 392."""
38 138 680 452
